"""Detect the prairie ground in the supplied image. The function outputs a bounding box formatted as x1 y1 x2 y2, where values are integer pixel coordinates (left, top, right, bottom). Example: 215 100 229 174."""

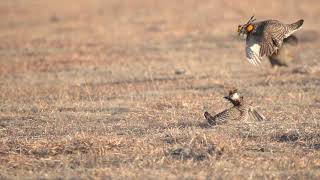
0 0 320 179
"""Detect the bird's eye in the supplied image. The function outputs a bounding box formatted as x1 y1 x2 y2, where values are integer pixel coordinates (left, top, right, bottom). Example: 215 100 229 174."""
238 25 242 32
247 24 254 32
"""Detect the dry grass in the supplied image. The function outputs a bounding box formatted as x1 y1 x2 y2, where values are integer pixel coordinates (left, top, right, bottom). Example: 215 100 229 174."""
1 0 320 179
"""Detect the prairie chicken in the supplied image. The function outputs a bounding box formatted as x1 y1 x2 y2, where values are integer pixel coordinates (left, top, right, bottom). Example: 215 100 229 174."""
268 35 298 67
238 16 304 65
204 89 265 126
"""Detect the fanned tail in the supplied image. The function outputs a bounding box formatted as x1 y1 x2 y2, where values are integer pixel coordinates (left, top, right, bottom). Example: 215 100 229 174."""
288 19 304 31
249 108 266 121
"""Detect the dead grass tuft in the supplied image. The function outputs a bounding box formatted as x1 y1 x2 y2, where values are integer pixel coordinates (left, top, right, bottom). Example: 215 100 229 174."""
166 134 223 161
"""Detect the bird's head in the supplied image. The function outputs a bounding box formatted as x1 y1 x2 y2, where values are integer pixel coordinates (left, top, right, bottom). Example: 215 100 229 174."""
224 88 244 106
238 15 256 36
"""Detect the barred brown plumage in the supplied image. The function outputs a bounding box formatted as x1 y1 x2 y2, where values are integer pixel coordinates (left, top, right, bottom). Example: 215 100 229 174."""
204 89 266 126
238 16 304 65
268 35 298 67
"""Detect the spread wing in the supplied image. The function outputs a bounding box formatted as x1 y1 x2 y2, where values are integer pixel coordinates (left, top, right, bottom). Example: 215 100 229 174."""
204 107 241 126
246 21 290 65
246 33 275 65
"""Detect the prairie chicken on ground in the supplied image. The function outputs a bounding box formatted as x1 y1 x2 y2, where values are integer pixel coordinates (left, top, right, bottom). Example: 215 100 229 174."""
204 89 265 126
268 35 298 67
238 16 304 65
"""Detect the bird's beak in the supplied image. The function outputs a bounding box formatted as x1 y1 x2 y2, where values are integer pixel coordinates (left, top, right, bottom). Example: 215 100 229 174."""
224 96 232 101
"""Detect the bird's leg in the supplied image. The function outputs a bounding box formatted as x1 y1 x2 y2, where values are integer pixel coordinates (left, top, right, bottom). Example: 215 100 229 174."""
272 38 282 55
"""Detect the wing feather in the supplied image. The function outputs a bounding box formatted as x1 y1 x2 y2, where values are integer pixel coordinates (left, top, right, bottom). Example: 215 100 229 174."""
245 21 289 65
246 35 263 65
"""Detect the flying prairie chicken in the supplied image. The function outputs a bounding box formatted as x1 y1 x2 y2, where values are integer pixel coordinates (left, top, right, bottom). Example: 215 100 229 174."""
204 89 265 126
238 16 304 65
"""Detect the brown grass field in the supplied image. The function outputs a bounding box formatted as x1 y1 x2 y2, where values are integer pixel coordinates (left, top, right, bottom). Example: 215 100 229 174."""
1 0 320 179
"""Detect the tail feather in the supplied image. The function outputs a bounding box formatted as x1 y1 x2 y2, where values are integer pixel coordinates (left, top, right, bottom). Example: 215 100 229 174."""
288 19 304 31
253 109 266 121
249 108 266 121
